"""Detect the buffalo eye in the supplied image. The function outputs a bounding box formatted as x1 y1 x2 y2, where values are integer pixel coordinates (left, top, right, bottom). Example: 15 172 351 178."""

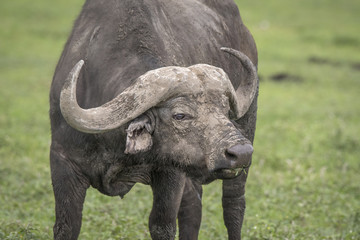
173 113 187 121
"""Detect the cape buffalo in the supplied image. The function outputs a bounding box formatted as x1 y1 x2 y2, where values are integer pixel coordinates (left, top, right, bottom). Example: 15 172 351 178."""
50 0 258 239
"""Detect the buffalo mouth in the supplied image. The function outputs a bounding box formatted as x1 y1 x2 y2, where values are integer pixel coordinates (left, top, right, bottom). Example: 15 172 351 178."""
214 167 249 179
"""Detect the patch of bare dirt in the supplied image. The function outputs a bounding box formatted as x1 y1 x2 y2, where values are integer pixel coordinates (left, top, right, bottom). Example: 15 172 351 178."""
269 73 303 82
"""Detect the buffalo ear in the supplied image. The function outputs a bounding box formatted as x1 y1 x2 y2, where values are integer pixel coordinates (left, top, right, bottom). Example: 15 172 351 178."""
125 114 154 154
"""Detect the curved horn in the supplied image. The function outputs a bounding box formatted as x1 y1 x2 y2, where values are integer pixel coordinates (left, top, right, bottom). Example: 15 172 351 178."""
60 61 202 133
221 47 258 118
60 49 258 133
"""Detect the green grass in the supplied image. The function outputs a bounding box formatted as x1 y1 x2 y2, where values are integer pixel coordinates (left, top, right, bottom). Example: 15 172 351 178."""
0 0 359 239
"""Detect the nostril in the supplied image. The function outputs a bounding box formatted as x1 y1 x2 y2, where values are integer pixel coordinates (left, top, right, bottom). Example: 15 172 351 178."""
225 143 253 165
225 150 238 161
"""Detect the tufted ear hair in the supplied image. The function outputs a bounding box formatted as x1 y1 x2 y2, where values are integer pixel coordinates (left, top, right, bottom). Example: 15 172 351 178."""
125 113 154 154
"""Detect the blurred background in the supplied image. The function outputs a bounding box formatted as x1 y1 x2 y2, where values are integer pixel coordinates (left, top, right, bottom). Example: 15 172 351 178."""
0 0 359 239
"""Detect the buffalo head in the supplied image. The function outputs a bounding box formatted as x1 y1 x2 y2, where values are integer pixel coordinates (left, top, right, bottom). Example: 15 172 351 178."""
59 48 258 181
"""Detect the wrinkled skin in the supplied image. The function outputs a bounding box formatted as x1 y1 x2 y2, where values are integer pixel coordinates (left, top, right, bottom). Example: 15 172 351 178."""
50 0 258 239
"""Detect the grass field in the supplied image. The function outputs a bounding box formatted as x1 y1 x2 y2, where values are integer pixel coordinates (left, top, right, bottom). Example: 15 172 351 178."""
0 0 359 239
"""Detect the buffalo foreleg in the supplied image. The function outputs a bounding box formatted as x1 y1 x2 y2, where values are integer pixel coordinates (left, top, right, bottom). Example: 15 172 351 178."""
50 148 89 240
222 171 249 240
149 169 186 240
178 178 202 240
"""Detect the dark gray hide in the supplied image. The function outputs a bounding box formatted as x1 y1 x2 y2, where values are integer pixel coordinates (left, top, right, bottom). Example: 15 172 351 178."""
50 0 258 240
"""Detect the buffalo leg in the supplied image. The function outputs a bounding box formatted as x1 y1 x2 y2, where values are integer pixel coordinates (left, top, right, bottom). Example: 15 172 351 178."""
50 149 89 240
178 178 202 240
149 169 186 240
222 170 249 240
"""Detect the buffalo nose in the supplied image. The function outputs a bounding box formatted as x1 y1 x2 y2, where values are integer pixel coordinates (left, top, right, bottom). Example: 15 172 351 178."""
225 143 253 167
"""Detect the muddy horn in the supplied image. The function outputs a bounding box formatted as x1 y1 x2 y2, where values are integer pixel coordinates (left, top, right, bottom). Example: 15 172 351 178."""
60 48 258 134
221 47 258 118
60 61 205 133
